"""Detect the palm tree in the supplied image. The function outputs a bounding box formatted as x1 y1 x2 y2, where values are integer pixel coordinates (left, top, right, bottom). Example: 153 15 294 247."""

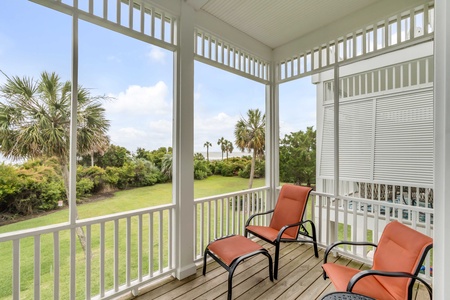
161 153 173 180
203 141 212 161
0 71 110 252
217 137 226 160
224 140 234 160
234 108 265 189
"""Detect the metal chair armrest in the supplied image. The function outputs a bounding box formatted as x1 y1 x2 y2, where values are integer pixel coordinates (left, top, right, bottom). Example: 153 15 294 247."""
347 270 432 299
323 241 377 264
276 219 313 241
245 209 274 227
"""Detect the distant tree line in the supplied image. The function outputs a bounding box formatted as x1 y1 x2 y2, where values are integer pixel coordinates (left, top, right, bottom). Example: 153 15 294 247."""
0 71 315 222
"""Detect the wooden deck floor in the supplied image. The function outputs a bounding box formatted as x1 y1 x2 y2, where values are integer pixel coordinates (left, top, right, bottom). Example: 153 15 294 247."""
129 239 430 300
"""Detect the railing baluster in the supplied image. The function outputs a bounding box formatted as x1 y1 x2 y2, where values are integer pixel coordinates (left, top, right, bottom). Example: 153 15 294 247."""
126 217 131 286
85 225 91 300
149 212 154 277
34 235 41 300
70 228 76 300
114 219 119 292
13 239 20 300
53 232 60 300
138 214 143 282
100 222 105 297
158 210 163 273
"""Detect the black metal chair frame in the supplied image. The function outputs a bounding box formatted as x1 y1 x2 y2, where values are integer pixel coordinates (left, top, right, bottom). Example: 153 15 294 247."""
323 241 433 300
202 235 274 300
244 208 318 280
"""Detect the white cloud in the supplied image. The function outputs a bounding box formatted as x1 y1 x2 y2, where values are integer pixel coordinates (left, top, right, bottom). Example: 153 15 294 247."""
147 46 166 63
106 81 171 116
149 119 172 132
194 112 240 150
109 125 172 151
106 55 121 63
195 112 238 132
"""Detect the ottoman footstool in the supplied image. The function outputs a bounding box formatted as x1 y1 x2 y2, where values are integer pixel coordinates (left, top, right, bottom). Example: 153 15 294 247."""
202 235 273 300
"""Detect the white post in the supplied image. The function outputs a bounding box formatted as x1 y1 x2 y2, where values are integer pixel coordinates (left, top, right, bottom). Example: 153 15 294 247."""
69 9 79 300
433 0 450 297
172 1 196 280
265 60 279 211
333 65 340 197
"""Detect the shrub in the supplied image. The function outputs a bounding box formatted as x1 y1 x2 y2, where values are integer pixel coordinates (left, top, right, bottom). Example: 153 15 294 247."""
0 159 65 215
220 162 235 177
194 159 211 180
238 159 265 178
77 165 107 193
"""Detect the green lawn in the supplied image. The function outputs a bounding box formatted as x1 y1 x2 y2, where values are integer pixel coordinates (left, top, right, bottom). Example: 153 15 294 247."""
0 175 265 234
0 175 265 300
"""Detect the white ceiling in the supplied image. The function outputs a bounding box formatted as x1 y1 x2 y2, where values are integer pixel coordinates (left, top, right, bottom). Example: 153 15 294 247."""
187 0 380 49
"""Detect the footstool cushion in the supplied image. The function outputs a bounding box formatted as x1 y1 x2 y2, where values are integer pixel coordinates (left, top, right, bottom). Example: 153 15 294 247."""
203 235 273 300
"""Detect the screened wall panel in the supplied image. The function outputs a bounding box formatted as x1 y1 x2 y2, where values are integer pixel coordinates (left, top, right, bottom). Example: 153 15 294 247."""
339 100 373 180
373 89 434 185
319 106 335 178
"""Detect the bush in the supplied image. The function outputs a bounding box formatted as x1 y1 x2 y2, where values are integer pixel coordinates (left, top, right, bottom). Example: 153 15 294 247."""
238 159 265 178
194 159 211 180
132 159 161 187
0 159 65 216
220 162 235 177
77 165 107 193
76 177 95 200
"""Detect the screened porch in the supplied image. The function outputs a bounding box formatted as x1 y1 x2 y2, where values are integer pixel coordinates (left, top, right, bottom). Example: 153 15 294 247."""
1 0 449 299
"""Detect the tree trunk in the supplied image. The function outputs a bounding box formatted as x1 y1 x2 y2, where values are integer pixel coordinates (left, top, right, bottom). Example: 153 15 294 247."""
91 150 94 167
248 149 256 189
62 164 88 254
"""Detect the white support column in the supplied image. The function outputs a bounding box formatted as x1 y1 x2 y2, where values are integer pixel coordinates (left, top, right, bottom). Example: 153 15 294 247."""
265 60 279 209
433 0 450 297
172 1 196 280
69 10 79 300
333 65 340 197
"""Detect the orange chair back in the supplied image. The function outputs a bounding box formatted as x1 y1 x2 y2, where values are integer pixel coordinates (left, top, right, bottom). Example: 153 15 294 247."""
372 221 433 299
269 184 312 238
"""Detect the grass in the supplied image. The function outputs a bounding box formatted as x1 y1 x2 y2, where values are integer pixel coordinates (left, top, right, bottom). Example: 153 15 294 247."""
0 175 265 300
0 176 265 234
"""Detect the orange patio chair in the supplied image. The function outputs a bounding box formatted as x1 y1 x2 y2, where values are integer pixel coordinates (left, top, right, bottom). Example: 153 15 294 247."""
322 220 433 300
244 184 318 279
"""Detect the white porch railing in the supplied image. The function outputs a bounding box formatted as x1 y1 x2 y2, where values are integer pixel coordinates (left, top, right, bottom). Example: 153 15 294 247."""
0 204 175 300
0 186 433 299
193 186 271 260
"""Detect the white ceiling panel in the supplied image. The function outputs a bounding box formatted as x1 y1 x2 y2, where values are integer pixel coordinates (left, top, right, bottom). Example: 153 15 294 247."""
192 0 380 49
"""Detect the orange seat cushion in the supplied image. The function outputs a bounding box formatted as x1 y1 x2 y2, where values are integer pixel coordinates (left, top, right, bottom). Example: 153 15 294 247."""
246 225 296 242
322 263 397 300
207 235 263 266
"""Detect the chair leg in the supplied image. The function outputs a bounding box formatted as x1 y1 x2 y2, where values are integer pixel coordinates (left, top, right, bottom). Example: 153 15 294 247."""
274 243 280 280
263 251 274 282
309 221 319 258
227 272 233 300
202 249 209 275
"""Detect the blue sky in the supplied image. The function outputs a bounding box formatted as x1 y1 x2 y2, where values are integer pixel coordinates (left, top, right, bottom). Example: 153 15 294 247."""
0 0 316 160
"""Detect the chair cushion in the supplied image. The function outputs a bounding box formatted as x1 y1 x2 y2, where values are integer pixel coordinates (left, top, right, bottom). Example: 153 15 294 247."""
246 225 296 242
207 235 263 266
372 221 433 299
269 184 311 237
322 263 397 300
